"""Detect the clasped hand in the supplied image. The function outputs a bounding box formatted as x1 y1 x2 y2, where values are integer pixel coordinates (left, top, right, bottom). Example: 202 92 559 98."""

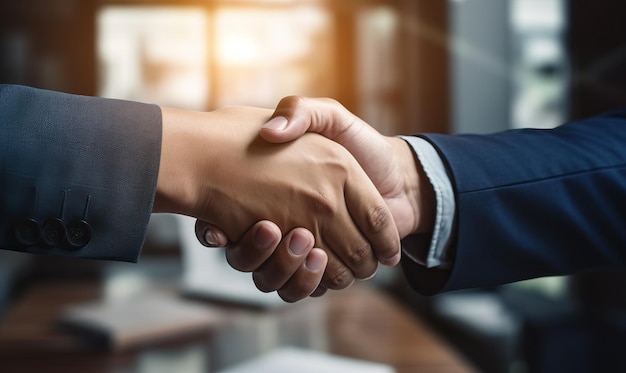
184 98 435 302
154 104 420 301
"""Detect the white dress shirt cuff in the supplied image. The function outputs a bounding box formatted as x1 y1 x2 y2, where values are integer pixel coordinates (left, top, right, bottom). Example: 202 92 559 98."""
399 136 455 268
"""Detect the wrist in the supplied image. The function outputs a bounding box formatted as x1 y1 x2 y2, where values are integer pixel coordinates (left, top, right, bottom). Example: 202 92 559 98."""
153 107 202 215
413 152 436 234
392 137 436 236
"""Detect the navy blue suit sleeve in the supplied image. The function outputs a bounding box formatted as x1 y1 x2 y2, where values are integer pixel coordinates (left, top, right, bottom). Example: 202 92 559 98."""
0 85 162 262
402 110 626 294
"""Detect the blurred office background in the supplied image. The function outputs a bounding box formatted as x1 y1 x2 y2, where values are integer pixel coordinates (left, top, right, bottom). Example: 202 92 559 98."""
2 0 626 372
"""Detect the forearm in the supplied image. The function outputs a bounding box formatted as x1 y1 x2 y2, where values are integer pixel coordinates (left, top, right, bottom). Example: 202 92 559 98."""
0 85 161 261
422 110 626 292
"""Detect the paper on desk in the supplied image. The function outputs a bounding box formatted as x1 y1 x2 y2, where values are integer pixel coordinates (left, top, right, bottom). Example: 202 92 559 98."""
218 347 396 373
59 292 224 350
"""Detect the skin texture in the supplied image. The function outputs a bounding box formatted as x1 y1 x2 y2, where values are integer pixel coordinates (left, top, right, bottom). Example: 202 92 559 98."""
152 106 400 297
196 97 436 302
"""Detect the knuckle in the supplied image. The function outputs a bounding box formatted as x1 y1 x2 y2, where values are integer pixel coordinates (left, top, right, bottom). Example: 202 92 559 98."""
323 266 353 290
306 189 336 216
345 242 372 268
319 97 341 108
278 95 306 110
366 202 391 234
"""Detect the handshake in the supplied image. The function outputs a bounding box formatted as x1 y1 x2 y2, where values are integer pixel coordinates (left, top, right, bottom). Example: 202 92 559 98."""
153 96 436 302
6 84 618 301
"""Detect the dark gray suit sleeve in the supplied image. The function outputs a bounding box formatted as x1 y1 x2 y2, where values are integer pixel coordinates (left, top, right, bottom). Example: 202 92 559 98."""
0 84 162 262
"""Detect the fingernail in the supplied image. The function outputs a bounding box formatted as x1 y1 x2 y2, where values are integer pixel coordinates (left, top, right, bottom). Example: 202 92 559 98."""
360 266 378 281
305 254 325 271
255 226 275 250
263 116 288 131
381 252 401 266
204 229 220 246
288 234 310 256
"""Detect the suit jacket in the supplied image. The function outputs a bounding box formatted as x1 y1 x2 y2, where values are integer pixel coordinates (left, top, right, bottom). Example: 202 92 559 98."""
402 109 626 294
0 85 161 262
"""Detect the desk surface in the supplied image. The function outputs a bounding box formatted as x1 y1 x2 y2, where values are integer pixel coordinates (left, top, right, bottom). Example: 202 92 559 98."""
0 280 475 373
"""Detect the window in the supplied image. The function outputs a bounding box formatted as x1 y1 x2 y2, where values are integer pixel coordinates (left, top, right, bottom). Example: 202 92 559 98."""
97 2 334 111
95 1 449 134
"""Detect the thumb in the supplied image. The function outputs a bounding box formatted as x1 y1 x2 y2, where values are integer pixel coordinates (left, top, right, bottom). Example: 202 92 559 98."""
261 116 306 143
261 96 392 189
195 220 229 247
260 96 328 144
260 96 368 145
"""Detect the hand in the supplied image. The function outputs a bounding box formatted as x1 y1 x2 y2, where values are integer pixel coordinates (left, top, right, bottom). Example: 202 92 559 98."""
152 105 400 291
261 96 435 239
195 220 329 302
198 97 436 302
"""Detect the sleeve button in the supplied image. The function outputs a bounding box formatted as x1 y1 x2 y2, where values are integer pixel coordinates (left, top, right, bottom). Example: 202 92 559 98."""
42 217 66 246
66 220 91 249
14 218 41 246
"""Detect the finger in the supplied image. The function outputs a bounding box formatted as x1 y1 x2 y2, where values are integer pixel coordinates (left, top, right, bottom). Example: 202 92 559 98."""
310 286 328 298
316 233 358 289
344 169 401 266
195 220 229 247
252 228 315 293
281 138 394 279
263 101 400 277
225 220 282 272
277 248 328 303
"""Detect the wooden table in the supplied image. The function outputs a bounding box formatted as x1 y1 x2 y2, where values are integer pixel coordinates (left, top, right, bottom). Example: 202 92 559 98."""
0 280 476 373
